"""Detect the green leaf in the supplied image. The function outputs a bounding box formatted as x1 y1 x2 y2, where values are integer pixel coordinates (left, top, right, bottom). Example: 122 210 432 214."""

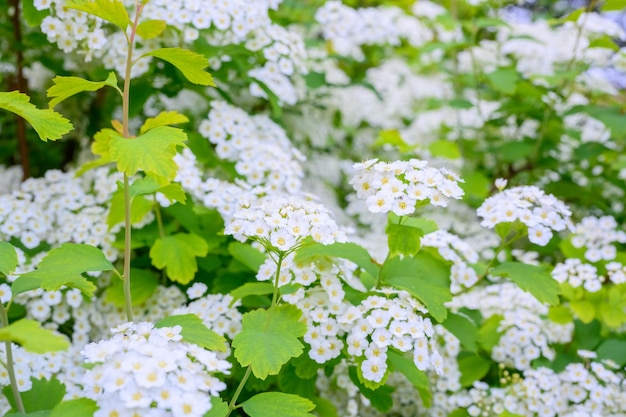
106 186 154 229
140 110 189 134
400 217 438 235
241 393 315 417
386 223 422 257
228 242 267 272
311 397 338 417
49 398 97 417
142 48 216 86
428 140 461 159
295 242 380 279
601 0 626 11
373 130 413 153
105 268 159 307
458 353 491 387
0 91 73 142
0 241 18 276
387 350 431 407
490 262 560 306
230 282 274 305
0 320 69 353
109 126 187 184
65 0 130 31
477 314 503 353
347 366 394 412
570 299 597 323
47 72 121 108
486 67 519 94
441 313 478 352
14 243 114 296
155 314 226 352
150 233 209 284
129 177 186 204
233 304 307 379
204 397 229 417
136 19 167 40
21 0 48 26
596 339 626 366
381 253 451 322
4 378 65 413
548 305 574 324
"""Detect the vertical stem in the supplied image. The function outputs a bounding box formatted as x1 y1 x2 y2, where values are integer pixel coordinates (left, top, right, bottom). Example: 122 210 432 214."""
225 366 252 417
0 303 25 414
9 0 30 180
120 1 144 322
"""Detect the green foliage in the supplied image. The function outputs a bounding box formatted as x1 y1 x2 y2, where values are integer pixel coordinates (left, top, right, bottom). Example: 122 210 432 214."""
47 73 121 108
108 126 188 185
228 242 267 272
135 19 167 40
441 313 478 352
106 187 153 229
233 304 307 379
348 366 394 412
381 253 451 322
295 242 380 279
241 392 315 417
65 0 130 31
490 262 560 306
3 378 65 413
13 243 115 297
458 353 491 387
0 91 73 142
155 314 227 352
104 268 159 307
387 350 431 407
0 319 69 353
139 111 189 134
149 233 209 284
386 223 422 257
0 241 18 276
230 282 274 305
48 399 97 417
142 48 216 86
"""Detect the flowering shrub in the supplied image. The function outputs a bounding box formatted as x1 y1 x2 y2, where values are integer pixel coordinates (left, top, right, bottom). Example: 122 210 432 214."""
1 0 626 417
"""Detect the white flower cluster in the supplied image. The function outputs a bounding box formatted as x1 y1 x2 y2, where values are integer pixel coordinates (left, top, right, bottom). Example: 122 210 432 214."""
0 165 22 193
449 283 573 371
552 258 604 292
605 262 626 285
87 285 187 341
345 292 442 382
198 101 305 194
350 159 464 215
508 362 626 416
82 321 230 417
477 185 573 246
173 293 242 340
246 24 308 105
422 230 480 293
225 195 346 251
315 1 433 60
571 216 626 262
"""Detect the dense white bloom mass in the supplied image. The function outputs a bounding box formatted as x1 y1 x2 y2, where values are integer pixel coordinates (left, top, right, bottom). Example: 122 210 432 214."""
225 195 346 250
82 322 230 417
477 185 573 246
350 159 464 215
570 216 626 262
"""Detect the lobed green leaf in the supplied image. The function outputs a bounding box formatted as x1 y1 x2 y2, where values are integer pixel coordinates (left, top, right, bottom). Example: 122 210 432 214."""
241 392 315 417
65 0 130 31
155 314 227 352
0 242 18 277
491 262 560 306
142 48 216 86
0 320 69 353
150 233 209 284
47 72 121 108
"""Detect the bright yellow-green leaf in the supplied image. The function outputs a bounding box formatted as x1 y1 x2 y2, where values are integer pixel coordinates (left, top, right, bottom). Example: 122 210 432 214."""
65 0 130 31
570 300 596 323
548 305 574 324
0 242 18 276
13 243 114 297
109 126 187 184
149 233 209 284
600 0 626 11
428 140 461 159
129 176 186 204
136 19 167 40
0 319 69 353
233 304 307 379
50 398 98 417
140 111 189 134
48 72 121 108
142 48 216 86
106 186 154 229
105 268 159 307
242 393 315 417
0 91 73 142
156 314 227 351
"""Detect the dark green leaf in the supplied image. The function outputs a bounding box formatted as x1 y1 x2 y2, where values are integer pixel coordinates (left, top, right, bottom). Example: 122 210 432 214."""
491 262 560 306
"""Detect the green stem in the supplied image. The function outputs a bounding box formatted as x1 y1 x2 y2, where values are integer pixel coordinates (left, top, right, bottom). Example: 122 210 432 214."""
154 196 167 285
271 253 285 306
120 1 144 323
0 303 24 414
225 366 252 417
